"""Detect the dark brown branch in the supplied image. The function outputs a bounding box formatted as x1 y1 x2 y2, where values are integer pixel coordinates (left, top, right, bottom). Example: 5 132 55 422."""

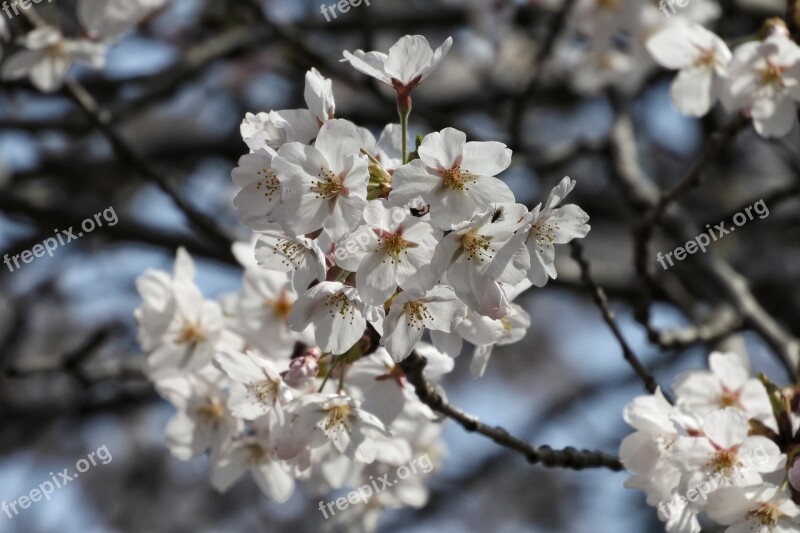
62 79 235 255
569 241 668 399
398 351 624 471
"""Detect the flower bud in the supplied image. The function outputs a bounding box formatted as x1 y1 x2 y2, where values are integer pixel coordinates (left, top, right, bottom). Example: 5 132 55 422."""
284 347 321 390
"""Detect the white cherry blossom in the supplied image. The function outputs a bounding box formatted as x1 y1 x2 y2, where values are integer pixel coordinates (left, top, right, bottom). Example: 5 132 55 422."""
382 285 467 362
672 351 773 425
706 484 800 533
335 199 441 305
389 127 514 230
272 119 369 241
156 370 240 461
430 204 529 317
723 34 800 138
646 23 731 116
524 177 591 287
288 282 368 355
214 351 293 421
2 26 105 92
240 110 319 152
278 393 390 463
230 148 282 229
254 227 326 294
211 427 295 502
672 407 785 489
342 35 452 92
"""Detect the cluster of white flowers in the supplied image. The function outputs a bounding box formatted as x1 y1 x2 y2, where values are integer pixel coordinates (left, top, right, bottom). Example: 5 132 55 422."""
550 0 720 94
135 34 591 528
551 0 800 138
648 20 800 138
0 0 166 92
621 351 800 532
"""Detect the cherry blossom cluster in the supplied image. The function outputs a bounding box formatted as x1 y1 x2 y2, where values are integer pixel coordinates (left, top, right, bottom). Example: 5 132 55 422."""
621 351 800 532
135 34 591 529
549 0 720 94
553 1 800 138
647 20 800 137
0 0 166 92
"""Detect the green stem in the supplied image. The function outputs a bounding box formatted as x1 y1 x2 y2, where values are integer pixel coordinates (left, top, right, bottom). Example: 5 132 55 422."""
318 356 338 393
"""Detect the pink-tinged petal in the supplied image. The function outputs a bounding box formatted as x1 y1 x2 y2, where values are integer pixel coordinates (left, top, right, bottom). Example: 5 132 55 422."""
356 251 400 306
672 370 721 405
418 128 466 169
702 407 749 448
739 436 785 473
429 187 480 229
709 351 750 391
326 189 368 242
670 66 715 117
384 35 436 85
341 50 391 85
383 302 425 361
253 461 295 502
388 159 441 206
304 67 335 121
705 486 760 525
315 119 365 174
646 25 703 69
549 204 591 243
460 141 512 176
210 448 249 492
752 96 797 138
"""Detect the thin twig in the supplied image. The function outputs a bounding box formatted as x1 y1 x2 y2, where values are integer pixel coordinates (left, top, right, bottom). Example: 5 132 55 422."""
63 78 234 255
569 241 669 400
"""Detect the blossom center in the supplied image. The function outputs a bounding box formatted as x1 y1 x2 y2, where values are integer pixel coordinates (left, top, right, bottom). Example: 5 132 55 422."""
247 444 270 466
323 405 351 434
311 168 344 199
403 300 432 330
195 398 224 424
379 232 415 260
177 323 206 344
718 387 742 408
749 502 783 528
761 62 785 87
268 291 294 319
693 48 718 68
250 380 279 405
325 292 357 321
441 166 473 191
711 447 741 475
254 169 280 202
461 233 494 262
274 239 306 269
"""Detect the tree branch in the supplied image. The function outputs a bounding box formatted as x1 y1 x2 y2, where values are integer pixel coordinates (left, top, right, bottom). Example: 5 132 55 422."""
398 351 624 471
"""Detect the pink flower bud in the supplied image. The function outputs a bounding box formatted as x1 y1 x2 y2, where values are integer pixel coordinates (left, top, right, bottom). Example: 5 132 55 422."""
284 348 321 389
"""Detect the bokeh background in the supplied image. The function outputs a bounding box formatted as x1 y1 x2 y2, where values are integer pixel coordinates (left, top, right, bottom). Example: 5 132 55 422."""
1 0 798 531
